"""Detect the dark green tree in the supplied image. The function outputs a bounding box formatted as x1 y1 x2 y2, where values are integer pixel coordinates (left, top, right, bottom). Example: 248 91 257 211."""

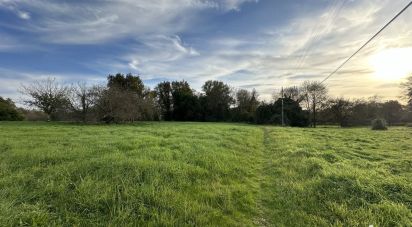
201 80 234 121
155 81 173 121
380 100 403 126
255 98 308 127
0 97 24 121
171 81 199 121
233 89 259 122
107 73 145 96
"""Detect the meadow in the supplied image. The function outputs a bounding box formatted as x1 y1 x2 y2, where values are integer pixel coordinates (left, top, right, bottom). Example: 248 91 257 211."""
0 122 411 226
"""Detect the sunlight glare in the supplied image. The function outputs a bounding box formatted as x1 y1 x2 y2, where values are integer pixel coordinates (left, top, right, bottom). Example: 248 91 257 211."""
370 47 412 81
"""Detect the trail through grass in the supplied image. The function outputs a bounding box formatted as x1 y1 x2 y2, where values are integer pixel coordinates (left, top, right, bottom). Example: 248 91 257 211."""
0 122 411 226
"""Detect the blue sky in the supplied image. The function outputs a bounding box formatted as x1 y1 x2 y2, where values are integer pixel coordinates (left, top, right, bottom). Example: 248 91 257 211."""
1 0 412 102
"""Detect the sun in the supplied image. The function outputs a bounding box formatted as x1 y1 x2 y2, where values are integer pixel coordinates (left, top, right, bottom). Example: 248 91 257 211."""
369 47 412 81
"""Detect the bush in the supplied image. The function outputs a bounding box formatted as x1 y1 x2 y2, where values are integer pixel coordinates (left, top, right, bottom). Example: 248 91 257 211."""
0 97 24 121
371 118 388 130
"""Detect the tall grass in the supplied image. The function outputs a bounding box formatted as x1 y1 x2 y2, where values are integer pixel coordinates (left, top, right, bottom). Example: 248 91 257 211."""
0 122 264 226
0 122 411 226
261 126 412 226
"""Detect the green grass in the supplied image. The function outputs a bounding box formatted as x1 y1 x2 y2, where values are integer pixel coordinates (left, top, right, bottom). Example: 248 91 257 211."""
0 122 411 226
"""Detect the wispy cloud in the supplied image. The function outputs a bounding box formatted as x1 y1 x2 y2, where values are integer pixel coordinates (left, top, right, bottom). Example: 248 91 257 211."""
0 0 257 44
0 0 411 102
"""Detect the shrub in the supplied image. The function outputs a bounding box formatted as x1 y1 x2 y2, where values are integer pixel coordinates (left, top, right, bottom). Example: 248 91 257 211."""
0 97 24 121
371 118 388 130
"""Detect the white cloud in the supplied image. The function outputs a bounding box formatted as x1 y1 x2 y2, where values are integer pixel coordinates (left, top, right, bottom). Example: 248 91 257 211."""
129 60 140 71
1 0 411 102
219 0 258 11
124 35 200 75
114 0 412 101
17 10 30 19
0 0 257 44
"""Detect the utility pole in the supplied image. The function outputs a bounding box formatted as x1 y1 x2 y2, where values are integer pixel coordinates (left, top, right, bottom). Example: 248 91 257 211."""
281 87 284 127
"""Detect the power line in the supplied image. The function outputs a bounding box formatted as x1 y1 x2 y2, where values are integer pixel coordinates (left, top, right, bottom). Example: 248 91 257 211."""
320 1 412 84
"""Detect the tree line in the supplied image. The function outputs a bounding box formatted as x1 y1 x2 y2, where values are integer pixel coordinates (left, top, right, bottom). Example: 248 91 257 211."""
1 73 411 127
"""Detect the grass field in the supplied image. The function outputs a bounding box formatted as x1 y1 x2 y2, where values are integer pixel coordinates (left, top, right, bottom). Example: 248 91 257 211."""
0 122 411 226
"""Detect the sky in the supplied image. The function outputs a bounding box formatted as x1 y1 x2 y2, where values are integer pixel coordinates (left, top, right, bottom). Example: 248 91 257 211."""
1 0 412 103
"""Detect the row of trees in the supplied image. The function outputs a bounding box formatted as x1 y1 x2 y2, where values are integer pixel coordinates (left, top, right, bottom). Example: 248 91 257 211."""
20 74 159 123
2 73 411 127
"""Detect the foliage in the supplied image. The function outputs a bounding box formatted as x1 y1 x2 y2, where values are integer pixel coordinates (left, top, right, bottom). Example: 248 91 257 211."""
107 73 145 96
380 100 403 125
0 97 24 121
201 80 235 121
232 89 259 122
371 118 388 130
16 76 412 126
155 81 173 121
0 122 411 226
171 81 199 121
255 98 309 126
319 98 408 127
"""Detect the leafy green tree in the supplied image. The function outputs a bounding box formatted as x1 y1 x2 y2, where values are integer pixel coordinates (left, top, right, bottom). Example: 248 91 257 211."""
107 73 145 96
274 98 309 127
155 81 173 121
255 98 309 126
380 100 403 126
233 89 259 122
171 81 199 121
202 80 234 121
0 97 24 121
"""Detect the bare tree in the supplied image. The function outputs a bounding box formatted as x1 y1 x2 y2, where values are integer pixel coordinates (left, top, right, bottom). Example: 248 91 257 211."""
273 86 304 103
401 75 412 110
70 82 94 123
327 97 352 127
301 80 328 128
93 87 142 123
283 86 303 102
20 77 70 121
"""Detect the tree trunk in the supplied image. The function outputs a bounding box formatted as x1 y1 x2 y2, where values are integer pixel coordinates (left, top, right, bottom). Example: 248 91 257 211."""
81 96 87 123
312 98 317 128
